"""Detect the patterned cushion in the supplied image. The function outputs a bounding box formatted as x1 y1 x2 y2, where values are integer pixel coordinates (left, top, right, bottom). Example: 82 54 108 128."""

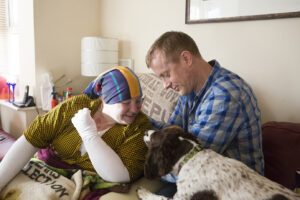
138 73 179 123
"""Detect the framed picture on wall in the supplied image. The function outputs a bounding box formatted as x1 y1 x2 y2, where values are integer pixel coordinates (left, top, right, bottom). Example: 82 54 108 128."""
186 0 300 24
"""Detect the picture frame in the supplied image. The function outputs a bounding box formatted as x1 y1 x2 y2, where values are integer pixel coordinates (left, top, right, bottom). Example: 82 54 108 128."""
185 0 300 24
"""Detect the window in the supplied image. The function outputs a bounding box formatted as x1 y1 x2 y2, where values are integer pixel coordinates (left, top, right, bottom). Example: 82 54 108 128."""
0 0 20 99
0 0 20 76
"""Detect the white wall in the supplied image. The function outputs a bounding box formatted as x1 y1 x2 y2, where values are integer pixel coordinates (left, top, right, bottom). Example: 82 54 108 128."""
98 0 300 123
33 0 101 105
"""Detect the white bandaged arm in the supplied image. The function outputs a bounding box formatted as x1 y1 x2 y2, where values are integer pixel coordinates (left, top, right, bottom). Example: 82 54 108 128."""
0 135 38 191
71 108 130 183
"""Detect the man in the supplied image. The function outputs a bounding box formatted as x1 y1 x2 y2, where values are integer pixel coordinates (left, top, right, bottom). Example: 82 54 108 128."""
145 31 264 197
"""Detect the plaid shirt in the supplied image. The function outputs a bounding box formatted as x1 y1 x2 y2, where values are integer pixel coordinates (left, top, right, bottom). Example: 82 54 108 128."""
152 60 264 183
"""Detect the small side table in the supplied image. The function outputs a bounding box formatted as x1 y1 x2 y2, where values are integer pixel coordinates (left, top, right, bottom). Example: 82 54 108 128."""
0 100 40 138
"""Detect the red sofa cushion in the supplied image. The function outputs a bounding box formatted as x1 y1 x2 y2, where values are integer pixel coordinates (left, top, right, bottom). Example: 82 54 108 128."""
262 121 300 190
0 129 16 161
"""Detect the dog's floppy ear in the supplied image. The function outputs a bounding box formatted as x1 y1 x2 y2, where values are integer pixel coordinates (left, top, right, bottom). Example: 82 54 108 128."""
144 148 159 179
144 144 175 179
157 142 177 176
144 126 196 179
155 133 187 176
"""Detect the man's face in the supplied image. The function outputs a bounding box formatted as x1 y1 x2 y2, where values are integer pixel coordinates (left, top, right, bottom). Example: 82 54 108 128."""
149 50 193 96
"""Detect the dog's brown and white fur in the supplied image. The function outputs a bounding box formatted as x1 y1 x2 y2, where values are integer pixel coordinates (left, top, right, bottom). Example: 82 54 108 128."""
136 126 300 200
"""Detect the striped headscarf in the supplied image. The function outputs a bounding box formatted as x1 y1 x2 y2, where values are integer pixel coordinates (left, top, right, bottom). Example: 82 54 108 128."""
83 66 143 104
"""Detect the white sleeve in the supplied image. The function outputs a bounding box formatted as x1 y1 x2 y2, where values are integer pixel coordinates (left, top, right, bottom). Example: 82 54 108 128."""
82 135 130 183
0 135 38 191
71 108 130 183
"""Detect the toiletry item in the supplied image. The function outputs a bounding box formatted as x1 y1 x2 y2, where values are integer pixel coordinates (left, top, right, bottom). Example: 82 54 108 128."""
51 86 57 109
66 87 73 99
40 73 53 111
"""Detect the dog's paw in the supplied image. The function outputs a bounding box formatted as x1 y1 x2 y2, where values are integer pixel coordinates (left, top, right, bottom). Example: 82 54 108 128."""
136 187 169 200
136 187 150 200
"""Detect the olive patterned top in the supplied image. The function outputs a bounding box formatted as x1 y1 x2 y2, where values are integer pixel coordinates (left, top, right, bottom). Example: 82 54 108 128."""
23 94 151 181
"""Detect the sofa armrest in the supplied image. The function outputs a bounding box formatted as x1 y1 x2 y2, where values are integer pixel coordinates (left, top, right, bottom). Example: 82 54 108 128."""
100 177 165 200
262 121 300 190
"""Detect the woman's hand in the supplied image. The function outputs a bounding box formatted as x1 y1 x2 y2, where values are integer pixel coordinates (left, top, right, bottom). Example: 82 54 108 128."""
71 108 98 141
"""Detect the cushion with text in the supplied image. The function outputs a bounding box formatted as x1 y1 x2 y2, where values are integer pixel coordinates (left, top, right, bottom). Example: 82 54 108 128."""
138 73 179 123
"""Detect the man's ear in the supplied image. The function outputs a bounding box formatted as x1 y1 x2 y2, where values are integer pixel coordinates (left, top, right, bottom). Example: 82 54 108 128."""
181 51 193 66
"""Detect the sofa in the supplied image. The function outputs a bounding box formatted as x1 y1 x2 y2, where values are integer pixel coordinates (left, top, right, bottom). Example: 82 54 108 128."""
1 73 299 199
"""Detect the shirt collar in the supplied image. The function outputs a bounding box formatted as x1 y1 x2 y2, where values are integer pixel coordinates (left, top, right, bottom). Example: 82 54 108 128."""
186 59 220 103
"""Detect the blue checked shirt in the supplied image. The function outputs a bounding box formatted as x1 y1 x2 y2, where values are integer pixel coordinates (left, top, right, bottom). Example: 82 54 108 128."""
152 60 264 183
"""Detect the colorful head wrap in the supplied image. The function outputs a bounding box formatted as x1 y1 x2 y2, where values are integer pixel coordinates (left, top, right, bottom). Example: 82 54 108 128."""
83 66 143 104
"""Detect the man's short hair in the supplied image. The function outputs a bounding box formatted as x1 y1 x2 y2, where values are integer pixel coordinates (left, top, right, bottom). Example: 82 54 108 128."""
145 31 201 68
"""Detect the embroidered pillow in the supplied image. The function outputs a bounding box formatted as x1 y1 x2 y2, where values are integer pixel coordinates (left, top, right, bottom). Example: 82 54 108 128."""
138 73 179 123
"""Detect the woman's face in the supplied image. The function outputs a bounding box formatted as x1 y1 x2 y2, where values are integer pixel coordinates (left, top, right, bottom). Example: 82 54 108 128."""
103 96 143 125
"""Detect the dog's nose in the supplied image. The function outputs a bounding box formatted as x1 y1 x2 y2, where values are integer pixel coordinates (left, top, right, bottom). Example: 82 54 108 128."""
144 131 149 136
144 130 155 137
144 130 155 145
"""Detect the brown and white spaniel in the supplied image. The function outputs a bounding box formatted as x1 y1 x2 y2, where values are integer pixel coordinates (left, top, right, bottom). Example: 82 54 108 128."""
137 126 300 200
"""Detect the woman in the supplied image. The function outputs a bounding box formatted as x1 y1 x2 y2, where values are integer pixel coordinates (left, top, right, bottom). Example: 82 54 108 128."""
0 66 151 191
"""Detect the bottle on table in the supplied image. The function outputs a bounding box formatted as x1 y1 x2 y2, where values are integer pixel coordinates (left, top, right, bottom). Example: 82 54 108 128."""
66 87 73 99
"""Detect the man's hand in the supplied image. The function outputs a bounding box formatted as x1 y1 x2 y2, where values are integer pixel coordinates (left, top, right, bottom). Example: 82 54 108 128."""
71 108 97 141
